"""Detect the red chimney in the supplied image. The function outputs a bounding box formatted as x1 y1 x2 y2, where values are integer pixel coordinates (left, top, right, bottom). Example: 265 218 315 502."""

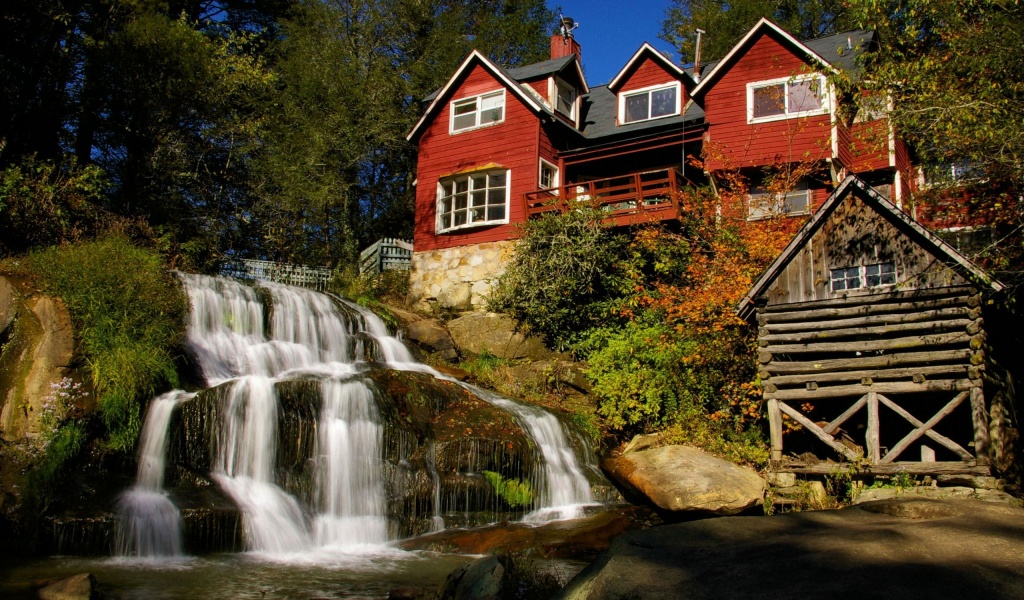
550 34 581 61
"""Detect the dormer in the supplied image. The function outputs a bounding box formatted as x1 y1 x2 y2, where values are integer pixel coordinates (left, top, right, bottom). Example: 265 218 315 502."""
608 43 695 126
503 34 589 128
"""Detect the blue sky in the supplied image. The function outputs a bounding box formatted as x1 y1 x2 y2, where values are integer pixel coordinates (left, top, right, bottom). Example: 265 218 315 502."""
547 1 679 86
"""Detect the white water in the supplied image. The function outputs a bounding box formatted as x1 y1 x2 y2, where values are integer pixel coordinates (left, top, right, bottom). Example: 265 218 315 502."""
116 390 192 557
120 273 595 558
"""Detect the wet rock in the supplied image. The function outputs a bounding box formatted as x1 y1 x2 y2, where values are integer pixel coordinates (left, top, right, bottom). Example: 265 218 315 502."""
437 556 504 600
405 319 458 361
603 445 764 515
37 572 96 600
557 499 1024 600
447 313 555 360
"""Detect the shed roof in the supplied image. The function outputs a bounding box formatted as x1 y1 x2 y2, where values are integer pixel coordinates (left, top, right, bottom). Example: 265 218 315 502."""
736 176 1004 321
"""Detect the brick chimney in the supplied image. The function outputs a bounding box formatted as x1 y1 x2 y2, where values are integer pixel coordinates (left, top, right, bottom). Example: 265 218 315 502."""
550 34 581 61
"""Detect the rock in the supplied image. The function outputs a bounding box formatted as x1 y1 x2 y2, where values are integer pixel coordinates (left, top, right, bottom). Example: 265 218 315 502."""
386 306 424 327
936 474 1001 490
852 485 1021 507
622 433 663 455
765 471 796 488
406 318 458 361
0 275 16 335
602 446 765 515
37 572 96 600
557 499 1024 600
437 283 473 310
446 312 556 360
437 556 505 600
505 360 591 396
387 586 424 600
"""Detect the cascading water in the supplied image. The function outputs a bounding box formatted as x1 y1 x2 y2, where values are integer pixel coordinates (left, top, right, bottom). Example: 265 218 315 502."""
119 272 599 558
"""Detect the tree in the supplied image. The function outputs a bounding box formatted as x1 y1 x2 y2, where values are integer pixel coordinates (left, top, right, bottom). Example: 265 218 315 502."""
661 0 854 64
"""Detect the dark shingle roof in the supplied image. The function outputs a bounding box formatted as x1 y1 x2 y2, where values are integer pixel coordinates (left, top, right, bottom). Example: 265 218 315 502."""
506 55 577 81
575 85 704 142
802 29 875 76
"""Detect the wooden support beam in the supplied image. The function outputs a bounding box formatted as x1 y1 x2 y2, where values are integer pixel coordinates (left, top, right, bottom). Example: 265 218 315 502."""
778 401 861 461
765 379 976 401
866 392 880 463
763 331 975 354
879 392 973 462
768 399 783 462
970 386 989 462
761 349 973 375
760 307 976 334
822 395 867 434
764 364 971 387
786 462 988 476
759 290 977 321
761 319 974 344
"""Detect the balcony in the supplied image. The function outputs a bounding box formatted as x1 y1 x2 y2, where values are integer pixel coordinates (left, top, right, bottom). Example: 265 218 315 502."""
523 168 684 226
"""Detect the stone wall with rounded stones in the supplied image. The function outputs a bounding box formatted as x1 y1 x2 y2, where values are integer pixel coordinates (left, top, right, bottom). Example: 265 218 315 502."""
407 241 516 312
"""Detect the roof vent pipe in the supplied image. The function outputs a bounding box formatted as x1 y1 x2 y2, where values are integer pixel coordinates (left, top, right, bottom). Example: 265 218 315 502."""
693 28 706 83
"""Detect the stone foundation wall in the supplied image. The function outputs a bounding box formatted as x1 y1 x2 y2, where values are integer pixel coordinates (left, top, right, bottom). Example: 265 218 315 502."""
408 241 516 312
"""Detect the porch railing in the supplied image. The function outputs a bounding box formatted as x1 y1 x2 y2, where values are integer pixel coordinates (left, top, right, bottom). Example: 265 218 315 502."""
359 238 413 275
523 168 684 223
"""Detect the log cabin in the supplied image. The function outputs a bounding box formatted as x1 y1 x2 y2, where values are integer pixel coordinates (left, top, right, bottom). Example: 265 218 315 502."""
736 175 1005 475
405 18 913 311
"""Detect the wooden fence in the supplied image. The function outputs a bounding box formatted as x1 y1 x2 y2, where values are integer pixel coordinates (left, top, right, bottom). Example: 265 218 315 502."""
360 238 413 275
221 259 332 291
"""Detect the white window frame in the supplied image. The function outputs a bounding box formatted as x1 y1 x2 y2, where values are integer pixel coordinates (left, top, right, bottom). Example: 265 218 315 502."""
436 169 511 233
618 82 681 124
746 185 811 221
746 74 830 124
449 90 506 134
830 262 897 292
539 159 559 189
553 78 576 120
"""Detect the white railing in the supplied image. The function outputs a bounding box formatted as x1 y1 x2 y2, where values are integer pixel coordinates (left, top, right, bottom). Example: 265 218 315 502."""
221 259 332 291
359 238 413 275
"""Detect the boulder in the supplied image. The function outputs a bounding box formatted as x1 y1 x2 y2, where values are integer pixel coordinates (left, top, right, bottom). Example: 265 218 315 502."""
505 359 591 396
602 445 764 515
37 572 97 600
405 318 458 361
437 282 473 311
556 498 1024 600
446 312 555 360
437 556 505 600
852 485 1021 507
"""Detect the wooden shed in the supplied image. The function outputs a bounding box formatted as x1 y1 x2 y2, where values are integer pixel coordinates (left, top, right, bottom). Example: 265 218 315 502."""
737 176 1004 475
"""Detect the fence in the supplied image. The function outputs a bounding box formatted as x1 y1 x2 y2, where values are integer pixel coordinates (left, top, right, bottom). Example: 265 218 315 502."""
221 259 333 291
359 238 413 275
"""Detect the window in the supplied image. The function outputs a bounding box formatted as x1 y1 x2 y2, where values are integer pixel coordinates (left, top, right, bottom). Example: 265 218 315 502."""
830 262 896 292
555 79 576 119
747 75 828 123
620 83 680 124
747 184 810 220
450 91 505 133
437 170 509 232
921 161 981 187
539 160 559 189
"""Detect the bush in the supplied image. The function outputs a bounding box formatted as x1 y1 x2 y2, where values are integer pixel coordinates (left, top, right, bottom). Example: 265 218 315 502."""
12 235 187 453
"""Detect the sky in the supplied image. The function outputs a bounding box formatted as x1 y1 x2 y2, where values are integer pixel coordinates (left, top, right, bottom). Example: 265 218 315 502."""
547 1 679 86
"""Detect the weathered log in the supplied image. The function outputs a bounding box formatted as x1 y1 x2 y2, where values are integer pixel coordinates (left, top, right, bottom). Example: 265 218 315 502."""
759 307 975 334
970 386 989 461
760 318 974 344
785 462 988 476
760 349 973 376
764 379 977 401
763 331 975 354
866 392 880 463
768 399 783 462
777 402 861 461
881 391 972 462
758 287 978 319
822 395 867 434
764 364 971 387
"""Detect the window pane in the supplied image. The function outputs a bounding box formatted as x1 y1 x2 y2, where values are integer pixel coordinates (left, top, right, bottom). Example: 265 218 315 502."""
753 84 785 118
471 190 486 207
487 205 505 220
489 172 506 187
471 175 486 190
625 94 648 122
487 188 505 206
453 209 467 226
479 93 504 125
557 84 574 115
879 262 896 285
453 100 476 115
440 214 451 229
783 190 809 215
452 113 476 130
651 87 676 118
788 79 822 112
455 179 469 193
454 191 467 210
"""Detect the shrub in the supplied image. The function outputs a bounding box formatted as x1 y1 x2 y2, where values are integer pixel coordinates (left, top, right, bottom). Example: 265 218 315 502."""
13 235 187 453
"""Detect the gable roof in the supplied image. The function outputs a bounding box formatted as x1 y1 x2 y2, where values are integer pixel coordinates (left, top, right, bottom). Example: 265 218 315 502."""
507 54 589 93
736 176 1004 320
575 86 704 141
608 42 695 92
407 50 551 143
692 18 870 97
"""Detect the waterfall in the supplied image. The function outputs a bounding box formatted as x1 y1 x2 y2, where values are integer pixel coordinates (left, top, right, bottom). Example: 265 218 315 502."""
121 273 598 558
116 390 191 557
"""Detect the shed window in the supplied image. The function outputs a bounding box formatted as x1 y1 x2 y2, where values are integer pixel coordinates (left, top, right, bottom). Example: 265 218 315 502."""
437 169 509 232
830 262 896 292
747 75 828 123
451 91 505 133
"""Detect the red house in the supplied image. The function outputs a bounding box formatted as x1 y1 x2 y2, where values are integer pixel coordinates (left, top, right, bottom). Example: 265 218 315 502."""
405 18 908 311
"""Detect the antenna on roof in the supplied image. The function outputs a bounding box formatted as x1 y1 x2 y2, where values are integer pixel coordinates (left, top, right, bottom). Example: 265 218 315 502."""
559 14 579 42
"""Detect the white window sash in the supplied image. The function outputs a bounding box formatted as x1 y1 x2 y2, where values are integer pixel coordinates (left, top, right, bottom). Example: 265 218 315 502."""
746 74 829 124
436 169 511 233
449 90 506 134
618 82 681 124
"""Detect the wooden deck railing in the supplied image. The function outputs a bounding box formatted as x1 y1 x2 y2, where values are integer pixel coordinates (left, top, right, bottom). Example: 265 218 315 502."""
522 168 684 225
359 238 413 275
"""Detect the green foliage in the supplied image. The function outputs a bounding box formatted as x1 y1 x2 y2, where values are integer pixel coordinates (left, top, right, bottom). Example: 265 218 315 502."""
14 236 186 453
482 470 534 508
489 209 632 351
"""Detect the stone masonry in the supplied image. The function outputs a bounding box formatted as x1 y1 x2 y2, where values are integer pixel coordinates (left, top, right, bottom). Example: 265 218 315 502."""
408 241 516 312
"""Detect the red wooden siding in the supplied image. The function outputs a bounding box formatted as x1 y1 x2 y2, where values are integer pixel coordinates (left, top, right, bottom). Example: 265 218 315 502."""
619 57 686 97
526 79 548 100
703 32 833 171
845 120 891 173
414 64 541 251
